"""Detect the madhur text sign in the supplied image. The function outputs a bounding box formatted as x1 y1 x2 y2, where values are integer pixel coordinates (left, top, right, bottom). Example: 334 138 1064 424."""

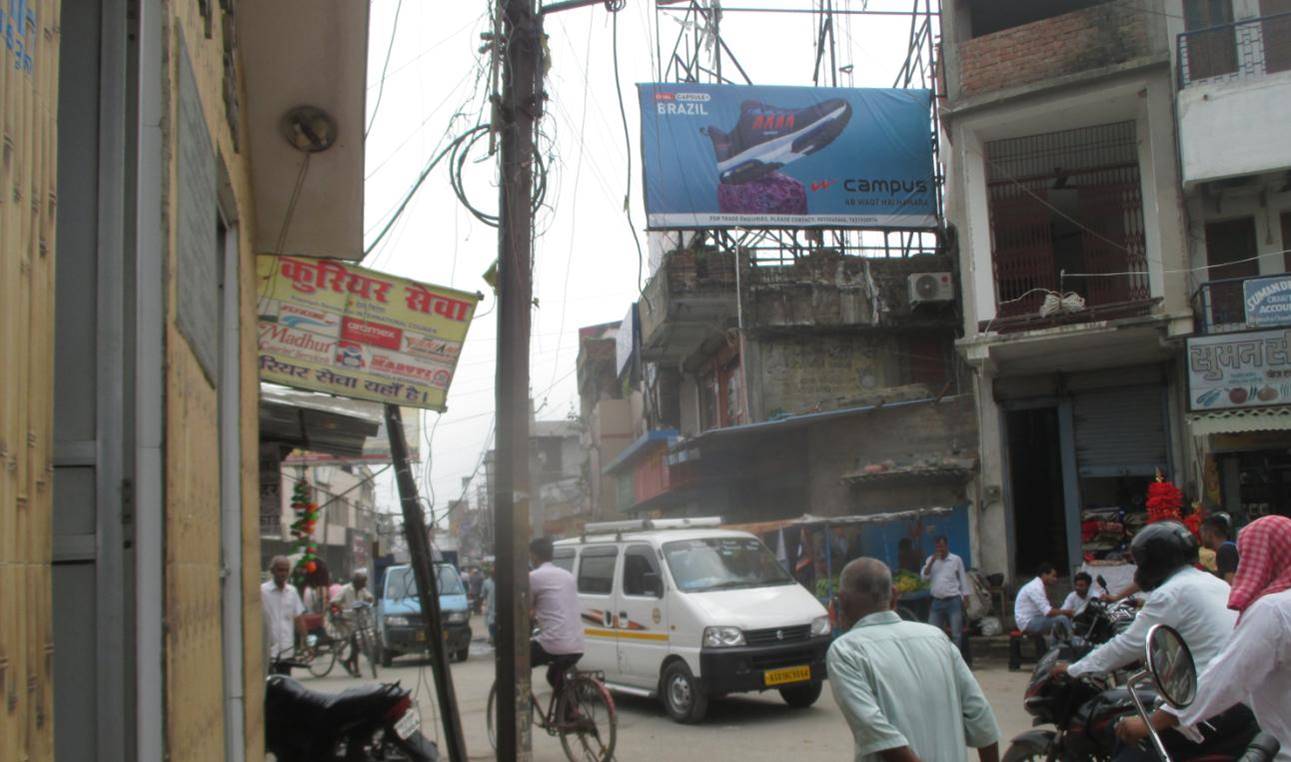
256 256 479 411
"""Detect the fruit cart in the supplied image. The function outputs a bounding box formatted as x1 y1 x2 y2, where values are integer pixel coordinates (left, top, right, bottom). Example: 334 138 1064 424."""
725 503 973 634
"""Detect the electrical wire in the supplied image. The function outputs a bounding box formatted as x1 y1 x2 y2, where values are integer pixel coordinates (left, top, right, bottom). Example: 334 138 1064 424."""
364 125 490 257
609 7 649 295
365 0 405 139
273 154 311 254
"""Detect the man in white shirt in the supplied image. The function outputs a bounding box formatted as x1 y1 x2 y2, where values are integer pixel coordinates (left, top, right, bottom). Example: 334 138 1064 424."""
1117 515 1291 761
261 556 306 669
922 536 971 656
529 537 585 692
1054 522 1257 760
1060 572 1093 618
334 570 375 676
1014 563 1074 642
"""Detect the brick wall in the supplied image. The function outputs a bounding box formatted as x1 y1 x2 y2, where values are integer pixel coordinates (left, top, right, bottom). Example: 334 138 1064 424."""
958 0 1153 98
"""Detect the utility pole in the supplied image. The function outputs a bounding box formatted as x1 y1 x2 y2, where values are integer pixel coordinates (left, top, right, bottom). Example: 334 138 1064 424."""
494 0 542 759
385 405 468 761
493 1 611 758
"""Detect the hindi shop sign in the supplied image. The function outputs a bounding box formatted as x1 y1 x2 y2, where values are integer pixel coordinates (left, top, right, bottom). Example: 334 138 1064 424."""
1243 275 1291 327
256 256 479 411
1187 329 1291 411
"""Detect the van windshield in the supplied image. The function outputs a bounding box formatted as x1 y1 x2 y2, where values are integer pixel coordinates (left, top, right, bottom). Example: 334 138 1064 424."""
662 537 794 593
385 565 464 600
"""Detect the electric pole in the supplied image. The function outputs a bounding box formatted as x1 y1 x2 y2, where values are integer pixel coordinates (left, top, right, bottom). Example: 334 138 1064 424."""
494 0 542 759
493 1 616 758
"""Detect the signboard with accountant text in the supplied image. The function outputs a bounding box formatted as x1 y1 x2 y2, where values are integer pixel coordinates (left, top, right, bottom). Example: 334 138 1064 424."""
256 256 480 411
637 83 936 229
1187 328 1291 411
1243 275 1291 327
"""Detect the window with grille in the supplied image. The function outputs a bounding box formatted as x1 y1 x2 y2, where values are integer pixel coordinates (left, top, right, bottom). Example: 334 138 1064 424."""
985 121 1149 319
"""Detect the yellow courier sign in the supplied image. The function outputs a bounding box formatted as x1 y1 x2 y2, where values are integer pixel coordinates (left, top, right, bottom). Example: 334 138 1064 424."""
256 256 480 411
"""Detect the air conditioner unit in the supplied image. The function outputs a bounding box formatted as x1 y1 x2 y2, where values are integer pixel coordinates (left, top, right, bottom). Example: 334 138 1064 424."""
908 272 954 305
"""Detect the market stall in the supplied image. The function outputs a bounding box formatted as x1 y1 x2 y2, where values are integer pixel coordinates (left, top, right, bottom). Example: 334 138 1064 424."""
725 503 973 634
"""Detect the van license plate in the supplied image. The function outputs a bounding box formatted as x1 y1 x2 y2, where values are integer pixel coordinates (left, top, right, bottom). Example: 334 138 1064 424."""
763 665 811 686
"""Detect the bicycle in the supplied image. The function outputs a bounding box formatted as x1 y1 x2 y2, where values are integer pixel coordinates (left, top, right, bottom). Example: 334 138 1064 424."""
486 666 616 762
297 604 354 678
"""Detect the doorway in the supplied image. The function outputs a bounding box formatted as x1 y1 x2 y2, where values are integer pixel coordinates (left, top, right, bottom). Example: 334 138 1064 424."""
1204 217 1259 326
1006 408 1070 577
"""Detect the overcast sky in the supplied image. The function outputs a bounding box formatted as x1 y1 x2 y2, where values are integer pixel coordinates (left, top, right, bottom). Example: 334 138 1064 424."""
358 0 929 518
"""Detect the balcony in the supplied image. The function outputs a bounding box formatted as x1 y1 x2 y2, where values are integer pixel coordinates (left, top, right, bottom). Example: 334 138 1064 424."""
744 252 957 331
954 0 1165 103
1176 13 1291 185
639 249 738 365
1192 273 1291 335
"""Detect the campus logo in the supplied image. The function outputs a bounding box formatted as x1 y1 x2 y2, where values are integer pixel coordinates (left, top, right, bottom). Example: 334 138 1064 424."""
654 90 710 116
810 180 835 192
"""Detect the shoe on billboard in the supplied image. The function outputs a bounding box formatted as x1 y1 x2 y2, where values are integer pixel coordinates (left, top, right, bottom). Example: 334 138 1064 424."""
703 98 852 185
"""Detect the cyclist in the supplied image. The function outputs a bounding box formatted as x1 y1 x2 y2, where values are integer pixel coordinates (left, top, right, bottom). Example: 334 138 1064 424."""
335 570 375 676
529 537 584 695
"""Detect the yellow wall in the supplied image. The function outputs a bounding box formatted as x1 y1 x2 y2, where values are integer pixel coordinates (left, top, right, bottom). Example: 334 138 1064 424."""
0 1 60 759
162 2 263 758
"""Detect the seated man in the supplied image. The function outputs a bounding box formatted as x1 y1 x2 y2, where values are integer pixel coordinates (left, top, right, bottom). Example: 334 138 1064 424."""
1014 562 1074 643
1061 572 1094 619
528 537 584 693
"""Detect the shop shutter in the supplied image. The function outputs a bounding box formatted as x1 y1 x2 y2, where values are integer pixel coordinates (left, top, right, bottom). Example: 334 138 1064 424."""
1073 385 1168 477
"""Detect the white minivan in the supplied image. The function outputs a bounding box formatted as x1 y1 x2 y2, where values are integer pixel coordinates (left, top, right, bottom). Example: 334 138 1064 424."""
552 518 831 723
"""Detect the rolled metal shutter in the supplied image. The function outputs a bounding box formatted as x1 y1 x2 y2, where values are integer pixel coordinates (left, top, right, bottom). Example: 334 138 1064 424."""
1073 385 1168 477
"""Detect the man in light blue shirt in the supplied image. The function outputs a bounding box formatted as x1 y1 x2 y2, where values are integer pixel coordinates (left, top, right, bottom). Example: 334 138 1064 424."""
828 557 1000 762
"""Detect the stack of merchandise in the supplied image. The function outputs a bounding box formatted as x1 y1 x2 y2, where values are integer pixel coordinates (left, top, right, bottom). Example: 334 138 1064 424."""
1081 506 1130 562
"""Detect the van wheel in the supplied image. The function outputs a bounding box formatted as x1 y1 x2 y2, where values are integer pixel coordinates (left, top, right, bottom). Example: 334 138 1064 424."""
661 661 708 723
779 681 823 708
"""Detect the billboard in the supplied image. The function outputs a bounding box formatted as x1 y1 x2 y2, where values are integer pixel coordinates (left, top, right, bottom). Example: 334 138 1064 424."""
257 256 480 411
638 83 935 229
1187 329 1291 411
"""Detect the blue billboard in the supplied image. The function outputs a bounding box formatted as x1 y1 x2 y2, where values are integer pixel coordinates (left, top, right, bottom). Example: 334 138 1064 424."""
638 83 936 229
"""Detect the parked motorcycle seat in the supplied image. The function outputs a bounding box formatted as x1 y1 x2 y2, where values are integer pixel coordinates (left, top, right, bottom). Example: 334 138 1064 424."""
266 675 402 725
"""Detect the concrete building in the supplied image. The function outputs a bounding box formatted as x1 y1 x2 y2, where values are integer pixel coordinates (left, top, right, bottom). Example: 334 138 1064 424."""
575 321 639 522
0 1 370 759
602 241 979 530
942 0 1291 582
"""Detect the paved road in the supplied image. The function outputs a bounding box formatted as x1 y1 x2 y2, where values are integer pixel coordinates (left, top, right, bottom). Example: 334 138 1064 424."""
296 632 1033 761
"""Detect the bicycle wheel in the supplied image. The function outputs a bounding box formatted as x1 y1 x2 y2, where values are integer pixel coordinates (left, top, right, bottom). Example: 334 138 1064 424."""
556 675 616 762
486 682 538 751
305 642 336 678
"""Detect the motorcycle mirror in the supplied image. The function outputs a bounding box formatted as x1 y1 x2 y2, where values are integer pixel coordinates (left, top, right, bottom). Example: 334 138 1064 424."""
1144 624 1197 709
1096 574 1109 592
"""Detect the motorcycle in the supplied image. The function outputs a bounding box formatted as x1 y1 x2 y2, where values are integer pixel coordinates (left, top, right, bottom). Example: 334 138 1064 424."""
265 656 439 761
1003 625 1277 761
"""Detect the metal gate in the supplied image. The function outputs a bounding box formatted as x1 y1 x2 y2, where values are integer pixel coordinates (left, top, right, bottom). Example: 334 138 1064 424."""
1073 385 1169 477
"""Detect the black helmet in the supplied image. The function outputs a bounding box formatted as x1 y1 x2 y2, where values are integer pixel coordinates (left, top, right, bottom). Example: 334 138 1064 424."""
1131 521 1199 591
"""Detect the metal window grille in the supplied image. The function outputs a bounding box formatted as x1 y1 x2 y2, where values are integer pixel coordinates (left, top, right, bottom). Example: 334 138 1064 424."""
1178 11 1291 88
986 122 1149 319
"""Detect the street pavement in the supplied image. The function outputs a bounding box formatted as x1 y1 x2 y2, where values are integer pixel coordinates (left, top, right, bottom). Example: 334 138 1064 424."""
295 620 1033 761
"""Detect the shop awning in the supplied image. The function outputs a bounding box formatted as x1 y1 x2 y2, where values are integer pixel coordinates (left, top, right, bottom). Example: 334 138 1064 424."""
1187 406 1291 436
602 429 678 475
259 386 381 457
